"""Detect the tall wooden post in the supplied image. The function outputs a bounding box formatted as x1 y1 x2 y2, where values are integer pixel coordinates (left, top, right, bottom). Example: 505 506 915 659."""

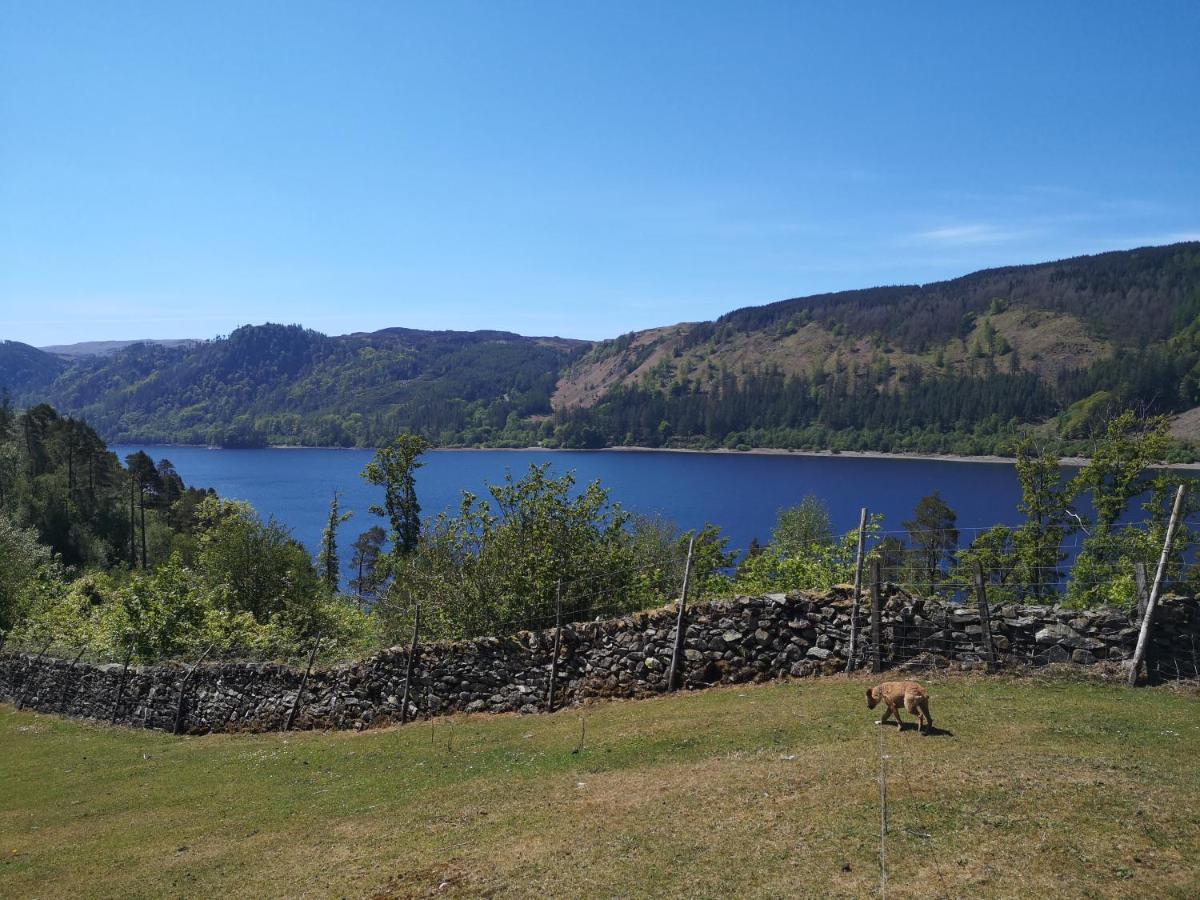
869 559 883 674
1128 484 1187 687
547 580 564 713
284 634 321 731
668 537 696 692
846 507 869 673
110 644 133 725
15 639 53 710
175 643 215 734
974 562 998 673
58 645 88 712
1134 562 1148 622
400 603 420 724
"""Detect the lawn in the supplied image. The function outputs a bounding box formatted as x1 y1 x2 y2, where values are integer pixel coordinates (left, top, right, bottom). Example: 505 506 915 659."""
2 673 1198 898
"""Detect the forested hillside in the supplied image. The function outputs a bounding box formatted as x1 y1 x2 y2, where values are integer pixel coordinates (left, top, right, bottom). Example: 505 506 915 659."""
3 326 584 447
4 242 1200 455
552 242 1200 456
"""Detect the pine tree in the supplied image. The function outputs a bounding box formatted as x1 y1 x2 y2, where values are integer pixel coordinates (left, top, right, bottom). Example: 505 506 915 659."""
317 490 352 591
361 434 429 559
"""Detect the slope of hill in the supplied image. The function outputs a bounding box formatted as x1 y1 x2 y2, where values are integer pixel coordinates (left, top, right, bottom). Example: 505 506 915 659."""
4 242 1200 453
39 338 199 359
0 340 67 398
551 242 1200 455
3 676 1198 898
29 324 586 447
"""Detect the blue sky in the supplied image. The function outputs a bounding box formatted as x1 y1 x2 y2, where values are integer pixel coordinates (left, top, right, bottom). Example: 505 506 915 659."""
2 1 1197 347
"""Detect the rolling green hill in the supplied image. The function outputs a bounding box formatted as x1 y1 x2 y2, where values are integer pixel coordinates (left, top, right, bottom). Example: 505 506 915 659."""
3 675 1198 898
5 242 1200 454
7 325 585 447
0 340 67 398
551 242 1200 456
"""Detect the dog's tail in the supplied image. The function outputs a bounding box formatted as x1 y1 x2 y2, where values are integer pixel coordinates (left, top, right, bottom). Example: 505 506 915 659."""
919 697 933 729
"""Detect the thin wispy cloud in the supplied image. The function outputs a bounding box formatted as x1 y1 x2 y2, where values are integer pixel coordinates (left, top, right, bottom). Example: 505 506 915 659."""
909 223 1033 246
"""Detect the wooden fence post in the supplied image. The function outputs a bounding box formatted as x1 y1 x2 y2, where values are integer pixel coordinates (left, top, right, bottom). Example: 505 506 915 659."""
1128 484 1187 687
974 562 998 673
58 645 88 713
869 559 883 674
110 644 133 725
1134 562 1148 622
285 634 322 732
547 580 564 713
668 537 696 692
400 604 420 724
846 507 869 673
174 644 215 735
15 639 53 711
427 682 435 746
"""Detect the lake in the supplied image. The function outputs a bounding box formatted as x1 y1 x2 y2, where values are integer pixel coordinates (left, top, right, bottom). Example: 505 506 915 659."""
111 446 1037 571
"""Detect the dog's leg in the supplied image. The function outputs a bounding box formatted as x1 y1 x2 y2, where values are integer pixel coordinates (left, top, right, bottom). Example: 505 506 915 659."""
889 700 903 731
919 699 933 733
904 694 922 733
875 703 893 726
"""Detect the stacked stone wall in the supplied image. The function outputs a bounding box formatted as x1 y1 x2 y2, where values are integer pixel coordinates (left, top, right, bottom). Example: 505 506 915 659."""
2 588 1196 734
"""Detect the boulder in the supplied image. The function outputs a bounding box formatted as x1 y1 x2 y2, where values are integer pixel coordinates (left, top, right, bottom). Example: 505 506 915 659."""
1035 623 1080 646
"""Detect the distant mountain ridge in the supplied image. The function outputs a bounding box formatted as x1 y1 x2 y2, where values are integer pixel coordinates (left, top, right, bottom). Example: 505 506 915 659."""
39 338 200 359
3 242 1200 456
1 325 587 447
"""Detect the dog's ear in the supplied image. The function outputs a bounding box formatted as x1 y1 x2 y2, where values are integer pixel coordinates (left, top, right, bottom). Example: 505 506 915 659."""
865 687 876 708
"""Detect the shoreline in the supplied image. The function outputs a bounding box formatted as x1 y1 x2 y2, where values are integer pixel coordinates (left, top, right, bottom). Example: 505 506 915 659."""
108 441 1200 470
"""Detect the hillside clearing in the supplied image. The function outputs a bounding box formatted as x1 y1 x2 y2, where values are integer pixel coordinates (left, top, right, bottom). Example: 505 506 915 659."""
2 675 1199 898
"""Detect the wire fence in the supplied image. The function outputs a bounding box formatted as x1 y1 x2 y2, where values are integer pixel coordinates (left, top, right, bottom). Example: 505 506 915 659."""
4 512 1200 677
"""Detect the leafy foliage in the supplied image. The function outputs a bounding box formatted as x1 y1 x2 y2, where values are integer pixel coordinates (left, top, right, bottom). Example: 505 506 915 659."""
730 509 882 595
362 434 428 558
377 465 704 642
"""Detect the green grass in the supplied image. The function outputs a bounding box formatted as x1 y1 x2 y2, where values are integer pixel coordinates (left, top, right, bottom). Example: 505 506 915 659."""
2 674 1199 898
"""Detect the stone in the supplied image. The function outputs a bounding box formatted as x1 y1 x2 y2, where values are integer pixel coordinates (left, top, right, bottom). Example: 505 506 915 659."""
806 647 832 660
1071 649 1098 665
1061 633 1105 651
1040 645 1070 664
1035 623 1081 645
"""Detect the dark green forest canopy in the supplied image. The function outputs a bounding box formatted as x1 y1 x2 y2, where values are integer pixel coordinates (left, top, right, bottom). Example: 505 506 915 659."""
3 242 1200 455
5 324 586 448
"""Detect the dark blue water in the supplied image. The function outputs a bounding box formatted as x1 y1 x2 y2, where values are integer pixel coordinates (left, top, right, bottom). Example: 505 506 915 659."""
111 446 1036 567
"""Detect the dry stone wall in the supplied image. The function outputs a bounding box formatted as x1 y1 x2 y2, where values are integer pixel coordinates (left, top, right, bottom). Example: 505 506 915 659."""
2 587 1197 734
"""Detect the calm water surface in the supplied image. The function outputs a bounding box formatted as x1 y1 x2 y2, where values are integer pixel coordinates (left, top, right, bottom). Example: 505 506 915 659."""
111 446 1034 568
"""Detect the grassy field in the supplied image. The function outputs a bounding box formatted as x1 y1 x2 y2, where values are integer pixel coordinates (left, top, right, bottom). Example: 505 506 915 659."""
2 673 1198 899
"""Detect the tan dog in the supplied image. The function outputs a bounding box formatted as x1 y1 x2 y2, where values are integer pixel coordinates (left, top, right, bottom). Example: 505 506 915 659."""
866 680 933 733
